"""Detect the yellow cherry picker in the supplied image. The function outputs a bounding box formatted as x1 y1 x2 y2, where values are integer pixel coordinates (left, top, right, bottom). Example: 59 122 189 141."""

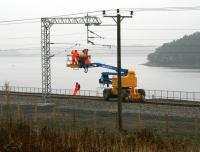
66 49 145 101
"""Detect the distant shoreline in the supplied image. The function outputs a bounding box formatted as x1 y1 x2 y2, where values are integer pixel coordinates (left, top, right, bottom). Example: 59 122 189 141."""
146 32 200 70
143 62 200 69
0 54 39 57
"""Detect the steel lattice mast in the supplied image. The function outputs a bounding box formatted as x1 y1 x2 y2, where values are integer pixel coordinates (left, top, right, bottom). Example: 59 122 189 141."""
41 16 102 103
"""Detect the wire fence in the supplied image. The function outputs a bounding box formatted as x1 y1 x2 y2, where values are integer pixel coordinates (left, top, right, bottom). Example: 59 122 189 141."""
146 89 200 101
0 85 200 102
1 85 200 138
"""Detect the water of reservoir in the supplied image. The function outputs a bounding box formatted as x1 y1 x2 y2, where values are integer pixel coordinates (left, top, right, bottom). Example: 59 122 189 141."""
0 54 200 92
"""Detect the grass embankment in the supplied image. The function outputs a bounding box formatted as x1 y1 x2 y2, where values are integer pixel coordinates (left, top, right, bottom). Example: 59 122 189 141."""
0 121 199 152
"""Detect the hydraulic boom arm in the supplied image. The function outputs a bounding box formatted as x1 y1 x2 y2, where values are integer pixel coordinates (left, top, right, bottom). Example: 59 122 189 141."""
87 63 128 86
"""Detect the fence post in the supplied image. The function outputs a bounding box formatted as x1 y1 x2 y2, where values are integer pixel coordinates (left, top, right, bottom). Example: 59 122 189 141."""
165 114 170 135
136 112 142 130
4 82 10 104
4 82 12 125
193 92 195 101
0 104 2 116
180 91 182 101
92 111 96 129
193 116 198 139
167 90 168 99
17 104 20 120
154 90 156 99
72 110 76 129
34 105 38 122
147 90 150 99
115 112 118 130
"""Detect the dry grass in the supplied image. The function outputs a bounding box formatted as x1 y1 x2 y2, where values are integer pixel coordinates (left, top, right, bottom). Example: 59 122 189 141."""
0 121 199 152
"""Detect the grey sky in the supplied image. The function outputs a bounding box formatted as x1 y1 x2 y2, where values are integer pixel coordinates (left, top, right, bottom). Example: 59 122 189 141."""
0 0 200 51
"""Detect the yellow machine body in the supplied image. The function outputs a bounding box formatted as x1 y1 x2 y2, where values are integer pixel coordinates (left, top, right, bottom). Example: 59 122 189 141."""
112 69 137 88
104 69 145 102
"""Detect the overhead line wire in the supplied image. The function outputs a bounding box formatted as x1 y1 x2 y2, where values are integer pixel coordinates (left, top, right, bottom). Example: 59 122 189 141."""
0 9 115 25
0 6 200 25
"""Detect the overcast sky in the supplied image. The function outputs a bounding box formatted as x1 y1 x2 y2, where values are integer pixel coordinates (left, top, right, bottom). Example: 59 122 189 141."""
0 0 200 51
1 0 200 18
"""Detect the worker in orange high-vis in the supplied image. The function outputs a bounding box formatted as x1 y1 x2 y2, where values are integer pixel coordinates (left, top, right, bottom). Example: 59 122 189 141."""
82 49 88 55
72 82 80 96
74 50 79 64
84 56 91 65
85 49 88 55
82 49 90 65
71 50 75 64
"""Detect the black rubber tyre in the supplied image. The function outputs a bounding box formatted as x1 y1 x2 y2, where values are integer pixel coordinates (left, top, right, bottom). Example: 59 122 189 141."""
103 88 112 101
121 89 129 101
138 89 146 97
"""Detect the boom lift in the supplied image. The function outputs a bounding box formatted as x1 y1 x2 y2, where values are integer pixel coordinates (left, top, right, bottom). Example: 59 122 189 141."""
66 50 145 101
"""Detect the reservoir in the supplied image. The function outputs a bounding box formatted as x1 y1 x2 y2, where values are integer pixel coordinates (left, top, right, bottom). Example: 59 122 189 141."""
0 53 199 92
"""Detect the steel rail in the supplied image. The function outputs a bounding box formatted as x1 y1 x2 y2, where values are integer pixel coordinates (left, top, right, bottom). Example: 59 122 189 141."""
1 91 200 107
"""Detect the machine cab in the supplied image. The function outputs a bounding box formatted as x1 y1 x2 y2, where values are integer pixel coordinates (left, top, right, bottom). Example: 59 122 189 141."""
66 49 91 69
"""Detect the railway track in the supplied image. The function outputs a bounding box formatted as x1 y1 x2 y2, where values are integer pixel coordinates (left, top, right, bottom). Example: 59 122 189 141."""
0 91 200 107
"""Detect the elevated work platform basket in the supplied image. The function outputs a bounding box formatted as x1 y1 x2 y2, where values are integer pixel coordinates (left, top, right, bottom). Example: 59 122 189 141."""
66 54 91 69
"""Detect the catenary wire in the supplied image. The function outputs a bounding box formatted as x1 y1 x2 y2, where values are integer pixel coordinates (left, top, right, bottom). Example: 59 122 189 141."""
0 6 200 25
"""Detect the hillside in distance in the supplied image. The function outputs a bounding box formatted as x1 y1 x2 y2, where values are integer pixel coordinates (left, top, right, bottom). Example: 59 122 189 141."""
146 32 200 68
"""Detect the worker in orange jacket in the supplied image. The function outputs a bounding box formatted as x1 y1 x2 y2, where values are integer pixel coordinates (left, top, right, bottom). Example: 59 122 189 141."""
71 50 75 64
73 82 80 96
85 49 88 55
82 49 90 65
82 49 88 55
84 57 91 65
74 50 79 64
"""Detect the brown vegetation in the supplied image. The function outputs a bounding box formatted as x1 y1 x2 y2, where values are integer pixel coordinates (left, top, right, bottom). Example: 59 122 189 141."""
0 121 199 152
0 84 199 151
